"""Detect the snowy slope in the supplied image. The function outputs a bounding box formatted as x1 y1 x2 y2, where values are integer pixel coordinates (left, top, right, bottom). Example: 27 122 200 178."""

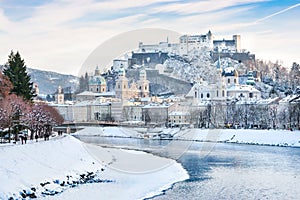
0 136 101 199
0 135 188 199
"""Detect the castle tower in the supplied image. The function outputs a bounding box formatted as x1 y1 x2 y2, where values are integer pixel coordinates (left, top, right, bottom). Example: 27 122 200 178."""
115 68 129 100
56 86 64 104
137 69 149 98
233 35 241 52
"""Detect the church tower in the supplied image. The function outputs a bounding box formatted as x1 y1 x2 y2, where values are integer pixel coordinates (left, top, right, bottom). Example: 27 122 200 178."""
56 86 64 104
137 69 149 97
115 68 129 100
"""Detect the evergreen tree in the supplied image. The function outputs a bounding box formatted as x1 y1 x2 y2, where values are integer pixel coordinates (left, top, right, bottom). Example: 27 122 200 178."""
77 72 89 93
3 51 35 101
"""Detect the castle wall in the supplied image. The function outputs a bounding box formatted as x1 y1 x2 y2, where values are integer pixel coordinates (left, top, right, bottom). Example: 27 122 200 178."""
126 69 192 95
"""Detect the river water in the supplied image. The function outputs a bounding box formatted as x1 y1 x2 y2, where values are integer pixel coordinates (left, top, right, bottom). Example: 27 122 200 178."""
77 136 300 200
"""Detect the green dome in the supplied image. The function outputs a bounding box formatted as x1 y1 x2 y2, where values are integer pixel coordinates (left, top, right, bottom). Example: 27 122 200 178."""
89 75 106 85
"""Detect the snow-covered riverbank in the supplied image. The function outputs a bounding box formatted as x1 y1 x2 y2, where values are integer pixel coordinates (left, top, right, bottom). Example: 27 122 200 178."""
0 135 188 199
73 126 300 147
175 128 300 147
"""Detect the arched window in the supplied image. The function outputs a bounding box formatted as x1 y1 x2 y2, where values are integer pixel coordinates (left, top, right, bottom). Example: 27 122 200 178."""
234 79 237 84
201 93 203 98
222 90 225 97
207 93 210 98
228 79 230 84
195 91 197 98
217 90 219 97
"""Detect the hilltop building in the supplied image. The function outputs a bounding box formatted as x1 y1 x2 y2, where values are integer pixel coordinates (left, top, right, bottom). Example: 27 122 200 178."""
179 30 213 55
213 35 241 53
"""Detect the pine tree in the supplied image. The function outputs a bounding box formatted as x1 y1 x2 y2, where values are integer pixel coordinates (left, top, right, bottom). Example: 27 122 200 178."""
3 51 35 101
77 72 89 93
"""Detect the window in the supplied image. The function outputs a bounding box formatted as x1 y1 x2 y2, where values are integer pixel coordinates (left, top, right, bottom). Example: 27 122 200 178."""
234 79 237 84
217 90 219 97
207 93 210 98
228 79 230 83
201 93 203 98
222 90 225 97
195 91 197 98
249 93 253 98
145 86 147 90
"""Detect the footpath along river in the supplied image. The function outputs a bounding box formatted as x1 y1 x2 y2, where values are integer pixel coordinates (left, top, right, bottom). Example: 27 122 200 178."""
77 136 300 200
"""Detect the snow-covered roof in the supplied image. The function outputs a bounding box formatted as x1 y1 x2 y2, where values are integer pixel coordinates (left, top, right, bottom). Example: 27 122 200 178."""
256 97 281 105
169 111 190 116
227 85 260 93
143 103 173 108
279 95 300 103
76 91 101 96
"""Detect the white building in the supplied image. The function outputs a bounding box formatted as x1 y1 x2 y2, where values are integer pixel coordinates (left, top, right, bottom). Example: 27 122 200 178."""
168 111 190 127
179 31 213 55
186 66 261 104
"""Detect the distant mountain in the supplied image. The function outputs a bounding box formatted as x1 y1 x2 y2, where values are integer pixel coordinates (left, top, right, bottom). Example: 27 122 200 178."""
28 68 79 95
0 65 79 95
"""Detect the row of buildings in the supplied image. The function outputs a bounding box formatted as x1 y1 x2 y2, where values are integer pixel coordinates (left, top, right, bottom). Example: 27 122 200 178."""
49 31 299 129
51 59 269 128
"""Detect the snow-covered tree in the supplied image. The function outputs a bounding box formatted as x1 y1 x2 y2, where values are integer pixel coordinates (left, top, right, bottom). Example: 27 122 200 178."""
0 94 30 142
24 103 64 139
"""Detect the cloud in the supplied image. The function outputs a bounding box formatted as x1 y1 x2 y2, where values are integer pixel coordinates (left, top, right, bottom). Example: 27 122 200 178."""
0 0 299 75
151 0 268 15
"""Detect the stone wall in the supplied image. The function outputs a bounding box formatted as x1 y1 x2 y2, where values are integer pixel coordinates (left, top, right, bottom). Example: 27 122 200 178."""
126 69 192 95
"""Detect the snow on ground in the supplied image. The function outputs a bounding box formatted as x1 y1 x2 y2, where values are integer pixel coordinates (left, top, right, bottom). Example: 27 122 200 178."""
0 134 188 200
0 135 102 199
175 128 300 147
55 143 188 200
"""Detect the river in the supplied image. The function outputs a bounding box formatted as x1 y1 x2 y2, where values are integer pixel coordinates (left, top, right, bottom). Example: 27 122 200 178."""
77 136 300 200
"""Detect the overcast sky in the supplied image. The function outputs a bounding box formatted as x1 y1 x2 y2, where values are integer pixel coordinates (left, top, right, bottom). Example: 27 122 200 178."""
0 0 299 75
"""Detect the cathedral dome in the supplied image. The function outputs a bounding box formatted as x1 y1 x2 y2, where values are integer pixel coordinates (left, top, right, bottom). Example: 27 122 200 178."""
89 75 106 85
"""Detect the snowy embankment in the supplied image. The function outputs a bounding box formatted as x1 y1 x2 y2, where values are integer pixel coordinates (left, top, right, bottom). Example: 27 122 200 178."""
175 128 300 147
0 135 188 199
72 126 141 138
